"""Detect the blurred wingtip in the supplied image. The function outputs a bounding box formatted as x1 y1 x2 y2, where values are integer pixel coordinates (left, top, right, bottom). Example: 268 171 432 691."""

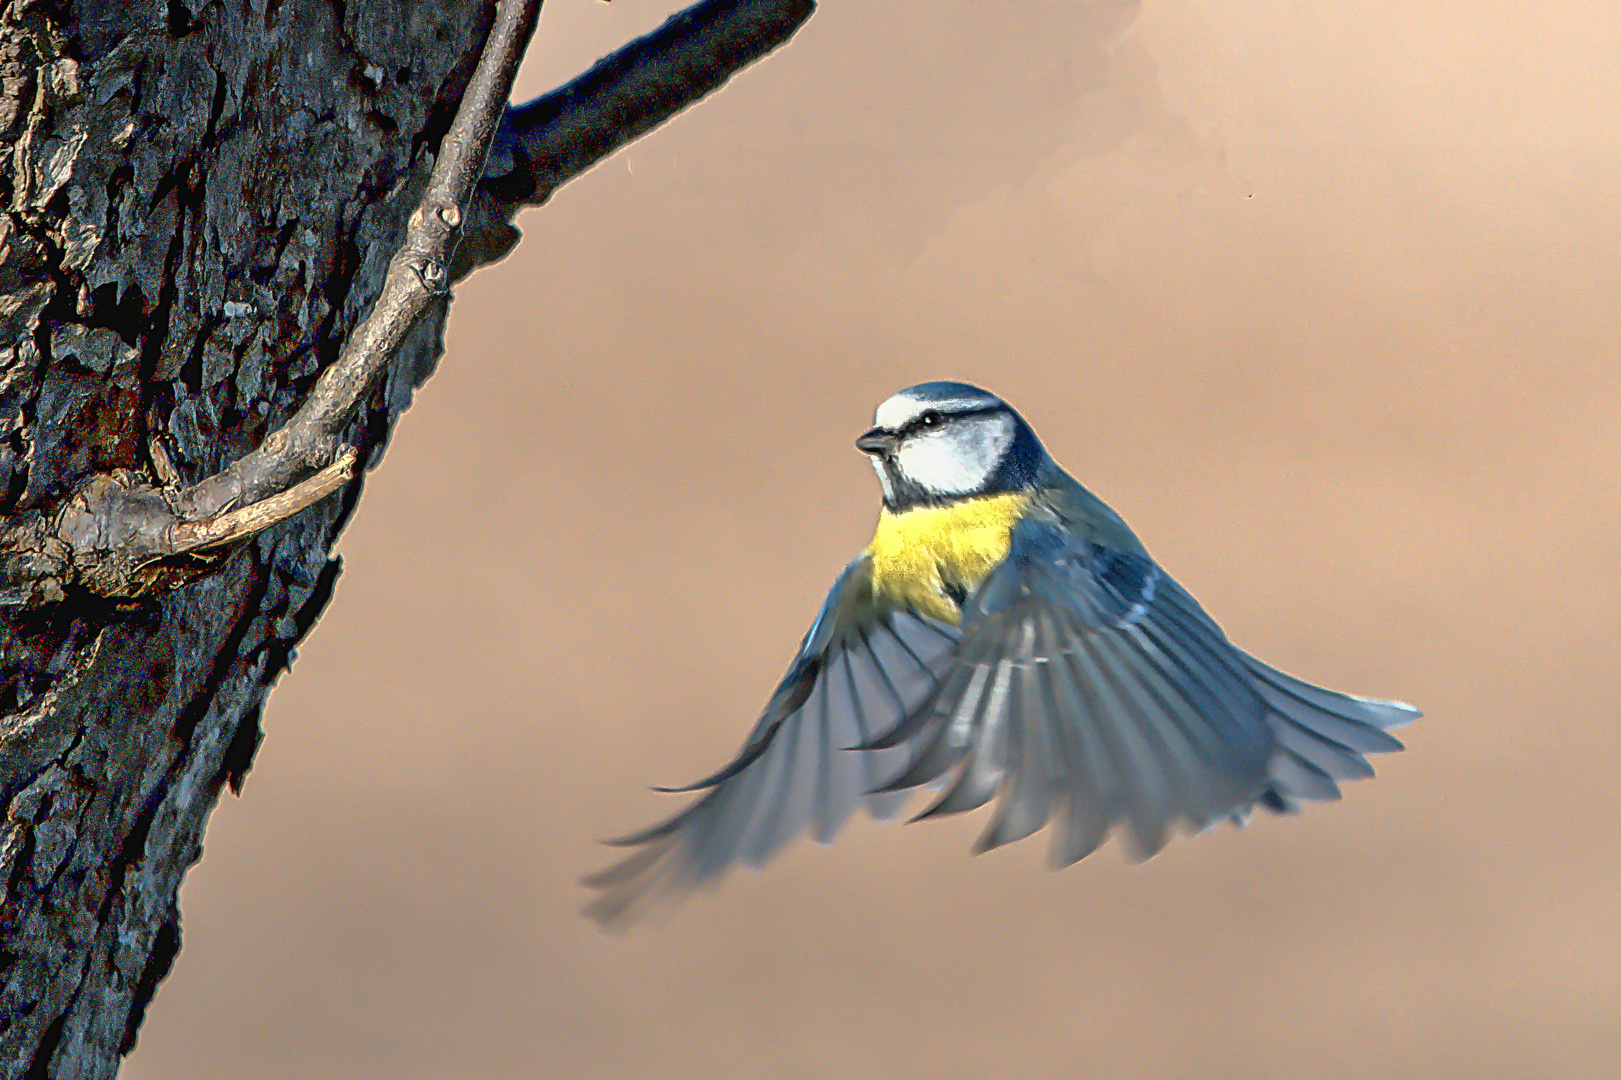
580 895 639 934
1389 700 1423 724
598 830 656 850
1119 823 1171 865
597 813 686 848
648 731 781 794
1348 693 1423 728
648 771 725 795
580 843 685 930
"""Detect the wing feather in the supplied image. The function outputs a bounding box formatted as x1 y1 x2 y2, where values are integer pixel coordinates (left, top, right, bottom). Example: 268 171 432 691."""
974 639 1057 853
582 557 958 927
1073 636 1171 857
740 684 812 866
1036 611 1115 866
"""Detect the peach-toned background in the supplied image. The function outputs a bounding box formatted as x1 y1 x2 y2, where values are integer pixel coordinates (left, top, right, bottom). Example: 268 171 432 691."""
125 2 1621 1077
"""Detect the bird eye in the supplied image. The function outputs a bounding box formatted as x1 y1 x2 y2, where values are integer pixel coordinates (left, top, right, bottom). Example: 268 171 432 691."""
918 410 943 428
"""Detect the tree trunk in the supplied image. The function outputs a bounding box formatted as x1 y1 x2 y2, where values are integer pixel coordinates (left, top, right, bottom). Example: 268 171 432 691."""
0 0 812 1074
0 2 495 1073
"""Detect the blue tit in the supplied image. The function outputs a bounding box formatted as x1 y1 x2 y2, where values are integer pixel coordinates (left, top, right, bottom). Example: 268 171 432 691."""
584 381 1418 926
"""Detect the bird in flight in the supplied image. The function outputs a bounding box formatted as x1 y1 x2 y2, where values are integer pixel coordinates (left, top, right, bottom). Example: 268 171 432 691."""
585 381 1417 926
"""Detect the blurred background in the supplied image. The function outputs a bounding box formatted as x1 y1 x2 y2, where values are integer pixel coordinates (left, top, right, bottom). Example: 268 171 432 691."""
125 1 1621 1077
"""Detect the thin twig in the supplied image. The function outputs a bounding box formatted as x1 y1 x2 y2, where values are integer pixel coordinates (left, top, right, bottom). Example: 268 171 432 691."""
177 0 545 522
166 450 360 555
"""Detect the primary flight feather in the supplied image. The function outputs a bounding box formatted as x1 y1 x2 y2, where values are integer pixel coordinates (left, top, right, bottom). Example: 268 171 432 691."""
584 382 1418 926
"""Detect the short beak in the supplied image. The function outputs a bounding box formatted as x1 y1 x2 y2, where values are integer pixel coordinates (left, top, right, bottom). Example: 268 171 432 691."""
855 427 896 456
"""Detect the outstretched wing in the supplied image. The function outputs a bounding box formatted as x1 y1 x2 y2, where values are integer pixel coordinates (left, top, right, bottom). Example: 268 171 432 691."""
868 516 1417 865
583 557 959 927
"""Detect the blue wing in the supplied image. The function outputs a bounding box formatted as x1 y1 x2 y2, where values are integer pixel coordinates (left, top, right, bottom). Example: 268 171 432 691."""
869 517 1418 864
583 556 959 927
586 518 1418 925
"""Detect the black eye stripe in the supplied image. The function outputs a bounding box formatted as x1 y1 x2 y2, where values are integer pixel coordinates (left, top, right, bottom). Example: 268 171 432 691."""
896 404 1000 436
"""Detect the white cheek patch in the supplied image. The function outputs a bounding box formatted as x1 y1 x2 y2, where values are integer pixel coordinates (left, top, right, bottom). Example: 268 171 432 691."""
895 414 1014 496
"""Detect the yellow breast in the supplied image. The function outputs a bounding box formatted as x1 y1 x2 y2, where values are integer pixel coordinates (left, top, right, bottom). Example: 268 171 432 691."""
866 492 1029 624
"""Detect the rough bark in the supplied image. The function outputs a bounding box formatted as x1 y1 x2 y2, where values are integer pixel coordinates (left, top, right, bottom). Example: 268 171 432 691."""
0 0 814 1076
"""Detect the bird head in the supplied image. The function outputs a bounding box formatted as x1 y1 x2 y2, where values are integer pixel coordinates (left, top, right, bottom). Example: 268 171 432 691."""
857 382 1045 510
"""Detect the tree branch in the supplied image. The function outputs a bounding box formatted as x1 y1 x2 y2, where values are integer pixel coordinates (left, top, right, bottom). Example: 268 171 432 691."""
166 450 361 555
176 0 544 522
497 0 815 207
458 0 816 274
0 0 816 607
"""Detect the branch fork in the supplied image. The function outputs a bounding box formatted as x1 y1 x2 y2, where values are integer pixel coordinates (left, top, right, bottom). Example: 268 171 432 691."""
0 446 361 607
0 0 545 606
0 0 818 607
